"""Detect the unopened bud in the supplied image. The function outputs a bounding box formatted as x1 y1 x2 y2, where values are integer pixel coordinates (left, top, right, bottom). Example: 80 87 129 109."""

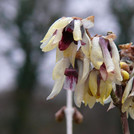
120 62 130 72
121 69 129 81
73 108 83 124
55 106 65 122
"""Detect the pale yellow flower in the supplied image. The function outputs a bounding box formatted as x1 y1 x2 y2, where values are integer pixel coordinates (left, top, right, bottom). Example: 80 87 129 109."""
90 35 122 84
40 16 94 67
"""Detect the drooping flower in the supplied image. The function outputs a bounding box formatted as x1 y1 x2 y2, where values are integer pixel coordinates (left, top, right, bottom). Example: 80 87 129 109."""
122 77 134 119
40 16 94 67
90 34 122 84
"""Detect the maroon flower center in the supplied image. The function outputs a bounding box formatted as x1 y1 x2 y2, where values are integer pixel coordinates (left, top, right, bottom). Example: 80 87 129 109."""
59 20 75 51
64 68 78 90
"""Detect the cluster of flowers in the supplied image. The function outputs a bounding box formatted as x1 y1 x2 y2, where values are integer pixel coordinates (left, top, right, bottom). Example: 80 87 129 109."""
40 16 134 119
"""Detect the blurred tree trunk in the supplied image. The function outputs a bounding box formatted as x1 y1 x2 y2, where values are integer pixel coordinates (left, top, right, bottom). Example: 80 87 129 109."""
11 0 65 133
111 1 134 134
11 0 37 134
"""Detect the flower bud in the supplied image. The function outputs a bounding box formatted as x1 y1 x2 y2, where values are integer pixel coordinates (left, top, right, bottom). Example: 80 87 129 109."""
120 62 130 72
121 69 129 81
55 106 65 122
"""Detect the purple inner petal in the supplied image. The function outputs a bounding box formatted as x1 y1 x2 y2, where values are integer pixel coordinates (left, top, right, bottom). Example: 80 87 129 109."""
59 21 75 51
99 37 112 57
64 68 78 90
100 63 108 81
81 41 86 46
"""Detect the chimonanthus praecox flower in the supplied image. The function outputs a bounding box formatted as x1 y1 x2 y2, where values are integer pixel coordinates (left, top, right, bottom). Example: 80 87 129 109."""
90 34 122 84
40 16 94 106
40 16 94 66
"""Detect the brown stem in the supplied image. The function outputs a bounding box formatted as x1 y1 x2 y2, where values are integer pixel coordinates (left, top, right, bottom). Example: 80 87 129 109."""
110 86 130 134
120 112 130 134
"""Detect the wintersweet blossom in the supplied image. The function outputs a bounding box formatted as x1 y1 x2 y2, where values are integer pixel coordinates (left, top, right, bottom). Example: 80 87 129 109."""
90 34 122 84
40 16 94 67
40 16 94 106
122 77 134 119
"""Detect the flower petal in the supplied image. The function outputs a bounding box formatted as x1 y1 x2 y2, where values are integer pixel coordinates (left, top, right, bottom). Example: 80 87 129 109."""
52 58 70 80
81 57 90 83
82 16 94 29
122 97 132 113
53 29 63 44
100 64 108 81
100 80 107 103
109 39 123 82
122 77 134 103
56 47 63 62
99 37 114 73
74 60 84 107
53 17 73 29
88 96 96 108
129 107 134 119
81 31 92 58
91 37 103 69
42 35 58 52
73 20 82 41
63 42 77 67
105 81 113 99
41 17 73 43
64 76 77 91
89 70 99 96
47 76 65 100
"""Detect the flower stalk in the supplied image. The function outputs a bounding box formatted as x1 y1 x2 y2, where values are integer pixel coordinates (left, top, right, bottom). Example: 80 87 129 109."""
120 112 130 134
65 90 74 134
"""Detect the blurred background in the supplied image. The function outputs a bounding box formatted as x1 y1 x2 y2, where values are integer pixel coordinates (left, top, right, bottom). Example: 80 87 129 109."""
0 0 134 134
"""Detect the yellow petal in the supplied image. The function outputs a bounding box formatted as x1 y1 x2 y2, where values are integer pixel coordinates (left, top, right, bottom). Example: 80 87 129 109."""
105 81 113 99
41 17 73 43
73 20 82 41
74 60 84 107
63 42 77 67
56 47 63 62
52 17 73 29
42 35 58 52
122 77 134 103
100 80 107 102
91 37 103 69
52 58 70 80
74 83 85 107
81 57 90 83
53 29 63 44
47 76 65 100
109 39 123 82
40 35 52 49
83 77 90 106
81 32 92 58
82 16 94 29
83 82 96 108
88 96 96 108
89 70 99 96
